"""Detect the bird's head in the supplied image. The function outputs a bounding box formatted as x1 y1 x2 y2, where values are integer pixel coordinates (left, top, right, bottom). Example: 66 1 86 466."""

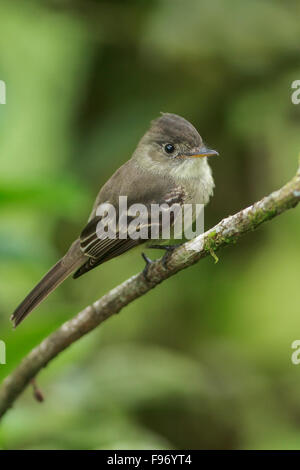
133 113 218 174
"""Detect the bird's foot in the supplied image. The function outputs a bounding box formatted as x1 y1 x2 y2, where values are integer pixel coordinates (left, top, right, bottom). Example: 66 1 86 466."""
141 252 154 281
148 244 177 252
142 244 184 277
149 243 183 269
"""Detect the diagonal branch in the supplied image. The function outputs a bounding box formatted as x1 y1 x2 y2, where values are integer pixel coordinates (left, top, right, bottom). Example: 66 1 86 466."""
0 162 299 419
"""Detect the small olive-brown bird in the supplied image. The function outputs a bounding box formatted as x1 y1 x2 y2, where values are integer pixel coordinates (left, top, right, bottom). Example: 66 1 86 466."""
12 113 218 327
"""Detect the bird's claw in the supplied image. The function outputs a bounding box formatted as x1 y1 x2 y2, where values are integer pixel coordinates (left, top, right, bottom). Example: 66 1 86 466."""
149 244 181 269
148 244 177 252
142 244 183 278
141 252 154 280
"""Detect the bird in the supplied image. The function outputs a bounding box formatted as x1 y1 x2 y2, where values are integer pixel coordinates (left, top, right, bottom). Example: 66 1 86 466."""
11 113 218 327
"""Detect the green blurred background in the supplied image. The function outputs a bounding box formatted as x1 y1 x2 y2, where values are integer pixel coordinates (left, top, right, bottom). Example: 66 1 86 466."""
0 0 299 450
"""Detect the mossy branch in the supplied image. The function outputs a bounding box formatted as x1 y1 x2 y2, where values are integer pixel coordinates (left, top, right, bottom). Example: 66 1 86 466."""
0 162 299 419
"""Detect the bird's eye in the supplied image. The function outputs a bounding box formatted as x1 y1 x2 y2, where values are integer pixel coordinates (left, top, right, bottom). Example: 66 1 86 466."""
164 143 175 154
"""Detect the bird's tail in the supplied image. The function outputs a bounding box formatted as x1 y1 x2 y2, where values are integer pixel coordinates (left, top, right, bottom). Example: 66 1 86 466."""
11 240 85 328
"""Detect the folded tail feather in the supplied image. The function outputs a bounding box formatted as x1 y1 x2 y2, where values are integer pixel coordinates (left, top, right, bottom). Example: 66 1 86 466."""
11 241 85 327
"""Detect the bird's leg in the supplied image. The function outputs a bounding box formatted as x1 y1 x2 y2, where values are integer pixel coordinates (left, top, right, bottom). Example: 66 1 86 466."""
149 244 178 252
148 243 184 269
141 252 154 280
142 243 184 277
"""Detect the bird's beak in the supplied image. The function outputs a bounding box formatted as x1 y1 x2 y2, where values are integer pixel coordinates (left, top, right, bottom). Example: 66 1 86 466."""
182 146 219 158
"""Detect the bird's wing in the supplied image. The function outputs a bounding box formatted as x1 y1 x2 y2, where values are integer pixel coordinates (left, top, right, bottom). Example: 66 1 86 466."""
74 163 185 278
